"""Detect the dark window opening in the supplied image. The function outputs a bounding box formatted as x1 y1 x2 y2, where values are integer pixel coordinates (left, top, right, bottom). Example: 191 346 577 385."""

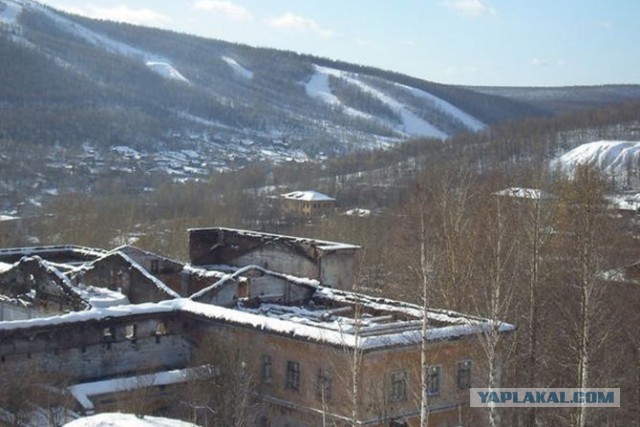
316 369 332 401
286 361 300 391
428 365 441 396
457 360 472 389
262 355 272 383
390 371 407 401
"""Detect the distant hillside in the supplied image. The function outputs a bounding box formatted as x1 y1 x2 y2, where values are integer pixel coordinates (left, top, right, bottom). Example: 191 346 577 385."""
2 0 640 216
0 0 554 160
467 85 640 114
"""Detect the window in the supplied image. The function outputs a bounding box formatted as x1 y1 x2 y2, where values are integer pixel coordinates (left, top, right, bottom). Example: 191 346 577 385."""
125 324 136 340
262 355 272 383
457 360 472 389
102 326 115 341
390 371 407 401
428 365 441 396
316 369 332 401
286 361 300 391
150 259 159 273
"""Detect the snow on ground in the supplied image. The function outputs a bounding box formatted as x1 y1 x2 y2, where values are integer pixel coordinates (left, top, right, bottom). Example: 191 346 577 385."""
306 65 448 139
552 140 640 178
221 56 253 79
28 2 187 83
146 62 190 83
0 0 22 25
400 83 485 132
64 413 199 427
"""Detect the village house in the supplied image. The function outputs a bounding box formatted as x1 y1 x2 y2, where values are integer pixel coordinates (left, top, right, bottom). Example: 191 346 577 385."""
0 227 514 427
280 190 336 217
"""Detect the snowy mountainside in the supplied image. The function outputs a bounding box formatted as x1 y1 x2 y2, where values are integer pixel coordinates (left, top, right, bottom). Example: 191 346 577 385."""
0 0 542 159
552 140 640 183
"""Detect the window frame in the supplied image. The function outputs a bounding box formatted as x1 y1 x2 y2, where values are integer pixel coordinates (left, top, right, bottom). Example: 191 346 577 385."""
427 365 442 396
390 371 408 402
316 368 332 402
261 354 273 383
285 360 300 391
457 360 472 390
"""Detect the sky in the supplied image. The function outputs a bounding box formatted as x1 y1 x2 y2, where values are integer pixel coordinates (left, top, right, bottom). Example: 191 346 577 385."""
37 0 640 87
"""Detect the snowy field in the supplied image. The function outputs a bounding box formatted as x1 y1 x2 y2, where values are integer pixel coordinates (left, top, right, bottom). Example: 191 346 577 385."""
64 413 199 427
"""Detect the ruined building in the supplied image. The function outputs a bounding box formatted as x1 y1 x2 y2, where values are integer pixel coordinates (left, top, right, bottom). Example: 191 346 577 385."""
0 227 514 426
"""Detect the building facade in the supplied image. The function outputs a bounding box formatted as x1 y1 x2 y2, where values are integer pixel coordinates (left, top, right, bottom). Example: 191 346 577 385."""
0 228 513 426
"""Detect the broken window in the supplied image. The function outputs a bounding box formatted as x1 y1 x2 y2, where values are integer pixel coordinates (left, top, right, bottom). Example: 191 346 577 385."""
125 324 136 340
390 371 407 401
261 355 272 383
155 322 168 335
285 361 300 391
457 360 472 390
428 365 441 396
316 368 332 401
102 326 115 341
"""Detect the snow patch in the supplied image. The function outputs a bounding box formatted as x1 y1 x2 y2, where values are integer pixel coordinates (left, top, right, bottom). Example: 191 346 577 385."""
552 140 640 180
146 62 190 83
0 0 21 25
222 56 253 79
306 65 448 139
64 413 200 427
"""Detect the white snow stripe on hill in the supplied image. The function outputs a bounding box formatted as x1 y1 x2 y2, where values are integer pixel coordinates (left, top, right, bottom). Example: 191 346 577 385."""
222 56 253 79
400 84 485 132
552 140 640 177
306 65 449 139
146 61 190 83
0 0 22 25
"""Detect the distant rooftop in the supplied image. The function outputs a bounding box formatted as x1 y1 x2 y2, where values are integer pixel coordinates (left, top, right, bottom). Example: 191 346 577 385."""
493 187 555 200
281 190 335 202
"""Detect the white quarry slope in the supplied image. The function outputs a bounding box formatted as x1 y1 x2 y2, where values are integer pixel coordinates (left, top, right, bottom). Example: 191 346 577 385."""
552 140 640 178
305 65 485 139
222 56 253 79
64 413 199 427
145 62 190 83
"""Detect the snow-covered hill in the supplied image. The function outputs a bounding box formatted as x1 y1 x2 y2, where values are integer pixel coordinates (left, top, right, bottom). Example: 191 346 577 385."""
552 140 640 183
0 0 544 160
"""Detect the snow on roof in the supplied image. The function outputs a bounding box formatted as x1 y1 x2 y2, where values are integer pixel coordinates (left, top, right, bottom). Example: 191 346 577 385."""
190 227 360 252
68 366 210 412
281 190 335 202
0 245 108 261
74 285 129 308
0 261 13 274
189 264 319 300
0 301 175 332
82 249 181 299
493 187 555 200
176 298 513 350
64 413 200 427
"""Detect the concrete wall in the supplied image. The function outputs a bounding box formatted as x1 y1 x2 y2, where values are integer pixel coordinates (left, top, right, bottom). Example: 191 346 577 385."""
0 313 191 384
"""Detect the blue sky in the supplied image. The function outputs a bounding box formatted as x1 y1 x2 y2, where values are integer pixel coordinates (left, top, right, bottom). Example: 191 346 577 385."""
39 0 640 87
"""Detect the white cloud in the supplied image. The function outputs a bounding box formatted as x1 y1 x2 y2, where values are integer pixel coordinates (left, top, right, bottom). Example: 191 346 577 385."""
268 13 333 38
599 20 614 30
49 3 170 25
531 58 566 67
91 5 171 25
443 0 496 17
192 1 252 21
